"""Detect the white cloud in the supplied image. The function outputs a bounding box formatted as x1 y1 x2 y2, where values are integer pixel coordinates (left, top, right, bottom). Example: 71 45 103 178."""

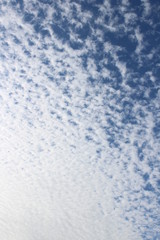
141 0 151 16
124 13 137 26
0 0 159 239
135 27 144 55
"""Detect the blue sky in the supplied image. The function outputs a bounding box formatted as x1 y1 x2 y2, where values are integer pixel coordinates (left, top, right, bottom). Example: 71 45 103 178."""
0 0 160 239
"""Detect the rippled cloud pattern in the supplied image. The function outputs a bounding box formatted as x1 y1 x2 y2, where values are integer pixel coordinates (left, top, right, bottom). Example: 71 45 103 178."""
0 0 160 239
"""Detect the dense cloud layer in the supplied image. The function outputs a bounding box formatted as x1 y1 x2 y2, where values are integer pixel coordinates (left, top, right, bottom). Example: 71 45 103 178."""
0 0 160 239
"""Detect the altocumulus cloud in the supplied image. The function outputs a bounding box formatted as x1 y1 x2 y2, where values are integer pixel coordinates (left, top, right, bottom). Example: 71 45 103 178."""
0 0 160 239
